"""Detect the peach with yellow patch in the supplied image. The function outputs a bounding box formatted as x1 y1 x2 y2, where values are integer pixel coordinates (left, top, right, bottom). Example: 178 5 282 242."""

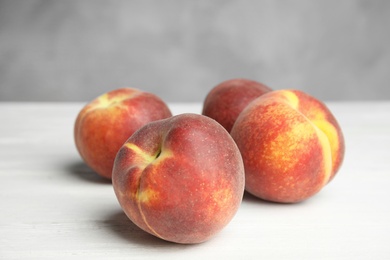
112 113 245 244
74 88 172 179
230 90 345 203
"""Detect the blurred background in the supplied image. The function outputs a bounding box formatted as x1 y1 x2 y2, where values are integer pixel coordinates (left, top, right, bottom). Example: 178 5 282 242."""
0 0 389 102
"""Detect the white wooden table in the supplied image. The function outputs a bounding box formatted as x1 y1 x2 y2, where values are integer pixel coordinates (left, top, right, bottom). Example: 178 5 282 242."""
1 102 389 259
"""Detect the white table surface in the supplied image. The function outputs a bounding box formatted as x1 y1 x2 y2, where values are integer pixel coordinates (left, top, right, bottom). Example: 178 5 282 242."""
1 101 389 260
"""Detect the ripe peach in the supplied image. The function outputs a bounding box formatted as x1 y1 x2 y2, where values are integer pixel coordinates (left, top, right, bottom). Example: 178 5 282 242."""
74 88 172 179
112 113 245 244
202 78 272 132
230 90 345 203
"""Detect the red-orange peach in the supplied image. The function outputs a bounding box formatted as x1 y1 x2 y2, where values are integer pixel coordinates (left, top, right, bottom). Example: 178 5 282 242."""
74 88 172 179
112 113 245 244
230 90 345 203
202 78 272 132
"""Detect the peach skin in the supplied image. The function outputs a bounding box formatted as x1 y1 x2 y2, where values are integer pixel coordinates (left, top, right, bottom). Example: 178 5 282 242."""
74 88 172 179
202 78 272 132
112 113 245 244
230 90 345 203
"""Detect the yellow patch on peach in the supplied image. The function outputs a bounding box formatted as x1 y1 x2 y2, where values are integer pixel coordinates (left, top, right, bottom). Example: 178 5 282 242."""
97 91 138 108
312 119 340 171
211 187 234 219
280 90 300 109
124 143 156 164
311 122 333 185
153 149 174 164
137 188 159 204
124 143 174 166
96 93 112 107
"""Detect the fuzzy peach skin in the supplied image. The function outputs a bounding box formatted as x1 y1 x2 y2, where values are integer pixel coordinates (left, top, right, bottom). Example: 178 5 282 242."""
202 78 272 132
74 88 172 179
230 90 345 203
112 113 245 244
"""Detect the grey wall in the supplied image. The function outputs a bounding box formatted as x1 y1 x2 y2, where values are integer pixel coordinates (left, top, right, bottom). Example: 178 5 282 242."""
1 0 389 102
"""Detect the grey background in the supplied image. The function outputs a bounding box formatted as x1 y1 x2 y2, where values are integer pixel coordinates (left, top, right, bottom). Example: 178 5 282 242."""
1 0 389 102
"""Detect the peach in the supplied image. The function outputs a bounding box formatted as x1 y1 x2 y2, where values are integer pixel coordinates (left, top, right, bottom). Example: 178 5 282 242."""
112 113 245 244
74 88 172 179
202 78 272 132
230 90 345 203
